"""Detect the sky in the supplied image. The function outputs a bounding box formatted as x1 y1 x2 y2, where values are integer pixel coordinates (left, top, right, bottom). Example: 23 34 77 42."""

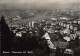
0 0 80 4
0 0 80 10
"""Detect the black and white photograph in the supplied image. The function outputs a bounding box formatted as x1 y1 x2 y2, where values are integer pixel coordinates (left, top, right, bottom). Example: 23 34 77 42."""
0 0 80 56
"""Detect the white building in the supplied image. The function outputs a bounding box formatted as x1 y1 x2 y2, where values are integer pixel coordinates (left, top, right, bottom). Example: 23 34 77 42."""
63 36 70 42
62 28 70 34
42 32 56 49
16 32 22 37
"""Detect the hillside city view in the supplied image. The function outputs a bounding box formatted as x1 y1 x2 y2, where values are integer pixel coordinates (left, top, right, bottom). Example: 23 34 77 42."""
0 9 80 56
0 0 80 56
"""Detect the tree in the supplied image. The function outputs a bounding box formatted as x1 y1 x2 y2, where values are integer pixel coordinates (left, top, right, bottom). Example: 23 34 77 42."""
75 36 79 47
74 46 80 56
1 15 12 51
55 47 61 56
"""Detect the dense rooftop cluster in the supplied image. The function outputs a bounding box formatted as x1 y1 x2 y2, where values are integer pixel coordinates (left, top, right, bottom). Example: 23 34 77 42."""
1 10 80 56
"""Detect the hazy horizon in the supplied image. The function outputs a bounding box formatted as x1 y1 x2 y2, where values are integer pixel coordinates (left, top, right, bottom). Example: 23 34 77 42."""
0 0 80 10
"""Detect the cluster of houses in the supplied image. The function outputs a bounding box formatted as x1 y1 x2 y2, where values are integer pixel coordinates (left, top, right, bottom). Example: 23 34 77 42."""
8 17 80 56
